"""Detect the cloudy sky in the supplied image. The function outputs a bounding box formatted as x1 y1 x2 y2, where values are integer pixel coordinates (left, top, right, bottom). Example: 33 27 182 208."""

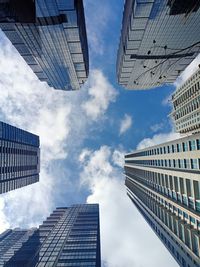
0 1 200 266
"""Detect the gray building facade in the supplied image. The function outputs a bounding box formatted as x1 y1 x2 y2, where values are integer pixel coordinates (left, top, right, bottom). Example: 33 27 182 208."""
117 0 200 90
0 121 40 194
0 204 101 267
0 0 89 91
125 133 200 266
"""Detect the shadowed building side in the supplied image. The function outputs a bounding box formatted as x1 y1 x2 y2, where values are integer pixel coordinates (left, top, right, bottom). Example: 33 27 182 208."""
0 204 101 267
0 121 40 194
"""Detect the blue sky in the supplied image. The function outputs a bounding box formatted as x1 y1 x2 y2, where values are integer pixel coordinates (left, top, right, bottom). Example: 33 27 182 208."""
84 0 175 151
0 1 200 266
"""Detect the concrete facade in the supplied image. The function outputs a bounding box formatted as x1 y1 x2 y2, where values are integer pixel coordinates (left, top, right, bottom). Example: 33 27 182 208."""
171 68 200 134
125 133 200 266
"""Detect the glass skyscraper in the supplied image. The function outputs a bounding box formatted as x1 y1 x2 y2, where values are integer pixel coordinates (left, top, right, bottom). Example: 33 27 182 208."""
0 121 40 194
117 0 200 90
171 68 200 134
0 0 89 91
125 133 200 266
0 204 101 266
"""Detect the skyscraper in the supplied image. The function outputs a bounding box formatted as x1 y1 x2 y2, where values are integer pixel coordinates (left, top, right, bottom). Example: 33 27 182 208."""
0 204 101 266
0 121 40 194
124 133 200 266
171 67 200 134
0 0 89 91
117 0 200 90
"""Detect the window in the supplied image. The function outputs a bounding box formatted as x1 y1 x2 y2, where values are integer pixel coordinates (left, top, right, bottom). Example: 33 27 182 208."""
191 159 198 169
196 139 200 150
173 159 176 168
188 198 194 209
195 200 200 212
184 159 189 169
177 143 181 152
174 176 178 191
178 159 181 168
182 142 188 152
182 196 188 206
193 235 200 256
189 140 196 151
179 178 184 194
179 159 184 168
190 216 195 224
193 181 200 199
169 176 173 189
186 179 192 196
165 175 169 188
168 159 171 167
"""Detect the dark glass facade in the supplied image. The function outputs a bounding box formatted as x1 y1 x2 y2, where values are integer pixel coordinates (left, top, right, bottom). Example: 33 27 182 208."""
0 204 101 267
0 0 89 91
0 121 40 194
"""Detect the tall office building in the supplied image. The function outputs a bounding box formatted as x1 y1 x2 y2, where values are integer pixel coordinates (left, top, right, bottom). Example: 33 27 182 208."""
0 0 89 91
0 121 40 194
125 133 200 266
171 68 200 134
117 0 200 90
0 204 101 267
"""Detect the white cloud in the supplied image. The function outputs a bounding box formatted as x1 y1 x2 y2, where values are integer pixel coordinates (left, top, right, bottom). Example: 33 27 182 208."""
0 200 9 233
0 33 116 232
112 149 124 168
0 7 182 265
150 122 164 133
79 148 92 163
162 92 174 107
82 70 117 120
79 146 178 267
0 35 74 231
119 114 132 135
137 131 182 150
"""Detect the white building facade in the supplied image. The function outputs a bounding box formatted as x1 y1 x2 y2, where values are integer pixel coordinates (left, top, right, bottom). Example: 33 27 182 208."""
125 133 200 266
171 68 200 134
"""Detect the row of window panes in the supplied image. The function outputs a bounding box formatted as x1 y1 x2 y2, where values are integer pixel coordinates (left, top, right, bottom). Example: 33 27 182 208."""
173 79 200 105
126 158 200 169
132 193 198 266
128 172 200 215
143 182 199 226
129 182 200 258
125 166 200 199
126 139 200 159
0 175 38 193
174 96 200 120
